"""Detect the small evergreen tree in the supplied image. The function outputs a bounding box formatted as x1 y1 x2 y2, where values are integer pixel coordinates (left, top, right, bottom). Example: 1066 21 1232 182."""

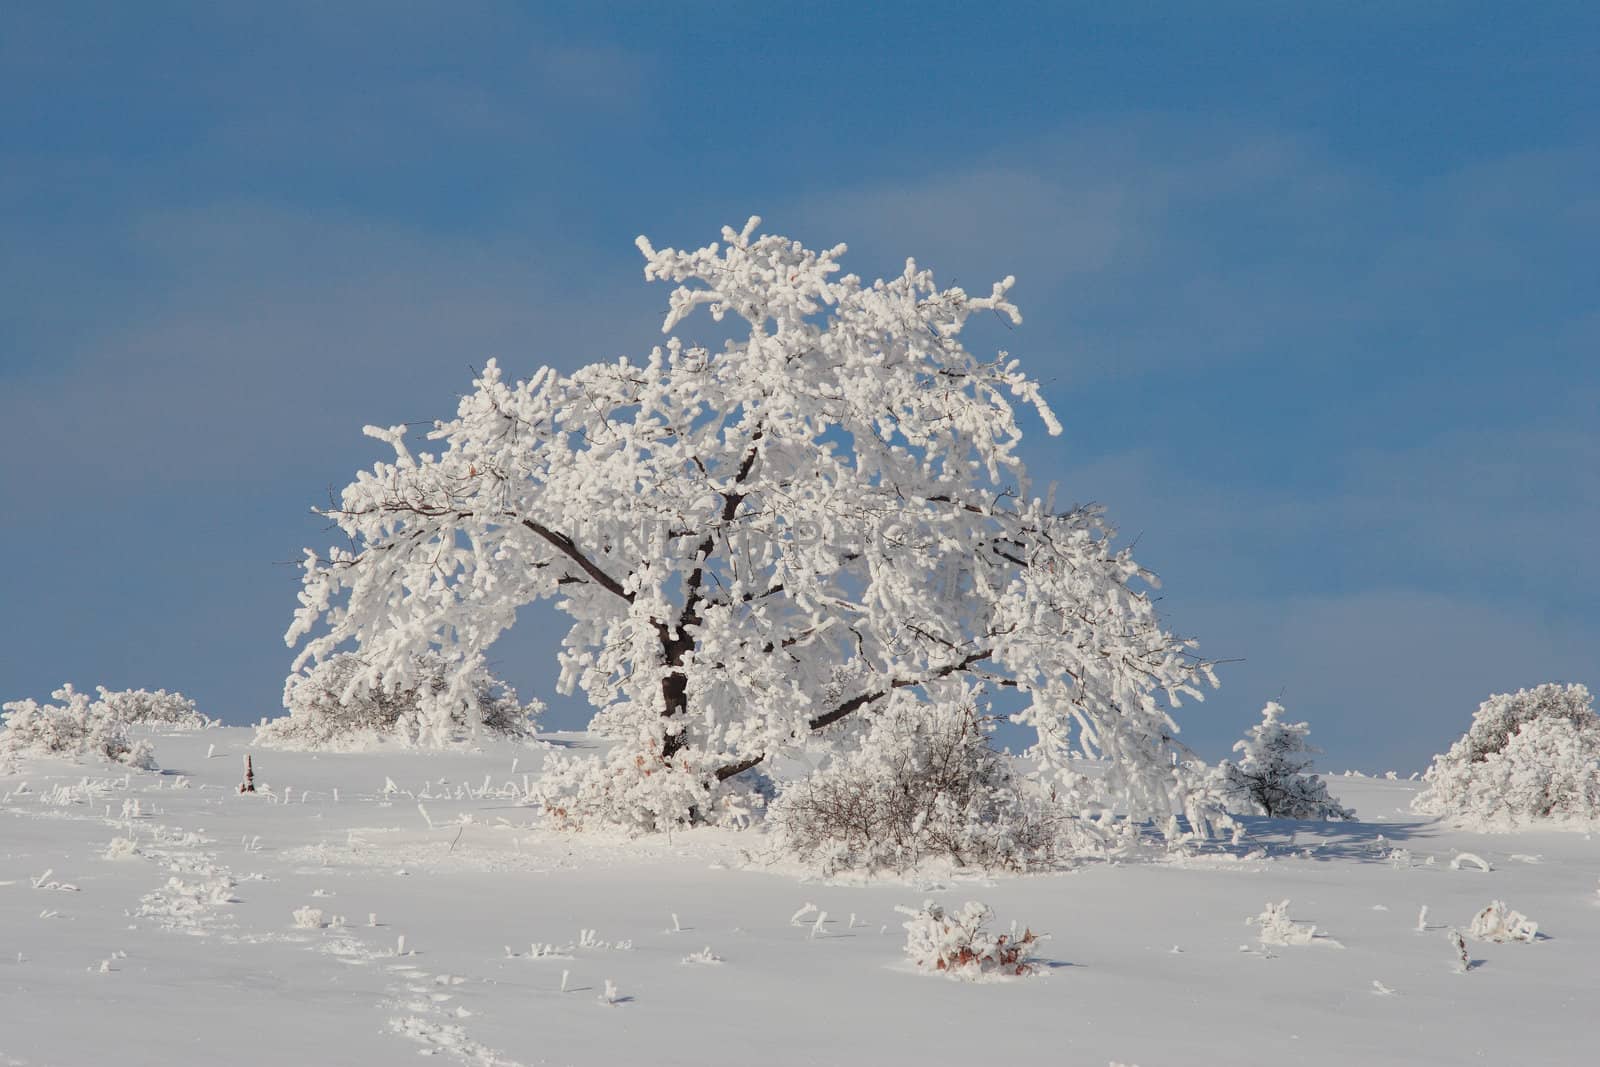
1215 702 1353 820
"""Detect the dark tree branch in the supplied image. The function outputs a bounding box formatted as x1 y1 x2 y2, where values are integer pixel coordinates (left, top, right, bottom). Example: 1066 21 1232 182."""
713 648 994 780
519 518 633 602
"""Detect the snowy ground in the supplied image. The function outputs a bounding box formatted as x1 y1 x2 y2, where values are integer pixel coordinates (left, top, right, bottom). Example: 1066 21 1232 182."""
2 729 1596 1066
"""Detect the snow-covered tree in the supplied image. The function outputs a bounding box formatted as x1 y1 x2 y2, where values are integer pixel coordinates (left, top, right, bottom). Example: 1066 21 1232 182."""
1414 684 1600 825
260 652 538 750
1214 702 1353 820
0 684 158 769
286 217 1216 830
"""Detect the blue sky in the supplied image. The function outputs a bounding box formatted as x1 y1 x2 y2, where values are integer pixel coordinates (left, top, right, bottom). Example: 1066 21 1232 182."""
2 2 1595 770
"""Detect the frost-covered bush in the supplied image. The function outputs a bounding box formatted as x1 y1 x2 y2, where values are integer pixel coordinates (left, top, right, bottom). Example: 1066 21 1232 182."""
94 687 214 729
1414 684 1600 824
258 652 540 749
1442 683 1592 765
1214 702 1353 820
535 734 769 834
1468 900 1539 943
0 684 158 769
897 899 1044 978
768 689 1081 874
1247 899 1327 946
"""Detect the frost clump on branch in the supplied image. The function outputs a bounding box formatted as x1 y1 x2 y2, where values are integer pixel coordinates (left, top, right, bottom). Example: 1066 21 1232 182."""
768 686 1097 873
1214 702 1353 820
897 899 1045 979
1413 684 1600 826
0 684 158 769
286 216 1218 835
258 652 539 750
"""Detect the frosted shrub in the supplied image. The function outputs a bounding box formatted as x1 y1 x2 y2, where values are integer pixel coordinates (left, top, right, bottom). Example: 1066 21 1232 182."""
1414 684 1600 825
1248 899 1322 946
94 687 213 729
897 899 1044 978
1468 900 1539 943
259 652 540 749
769 690 1073 873
1214 703 1353 820
0 685 158 770
535 734 769 833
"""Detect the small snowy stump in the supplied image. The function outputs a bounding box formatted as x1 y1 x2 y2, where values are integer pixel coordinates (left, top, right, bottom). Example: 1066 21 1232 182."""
682 947 723 965
1450 852 1493 873
897 900 1044 979
1448 928 1471 973
599 979 621 1005
292 906 326 929
1468 901 1539 943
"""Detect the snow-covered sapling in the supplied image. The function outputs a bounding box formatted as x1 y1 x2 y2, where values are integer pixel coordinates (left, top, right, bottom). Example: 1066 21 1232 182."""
1215 703 1353 820
238 754 255 794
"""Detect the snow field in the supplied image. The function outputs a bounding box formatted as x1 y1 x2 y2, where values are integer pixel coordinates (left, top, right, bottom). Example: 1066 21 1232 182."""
2 730 1597 1066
